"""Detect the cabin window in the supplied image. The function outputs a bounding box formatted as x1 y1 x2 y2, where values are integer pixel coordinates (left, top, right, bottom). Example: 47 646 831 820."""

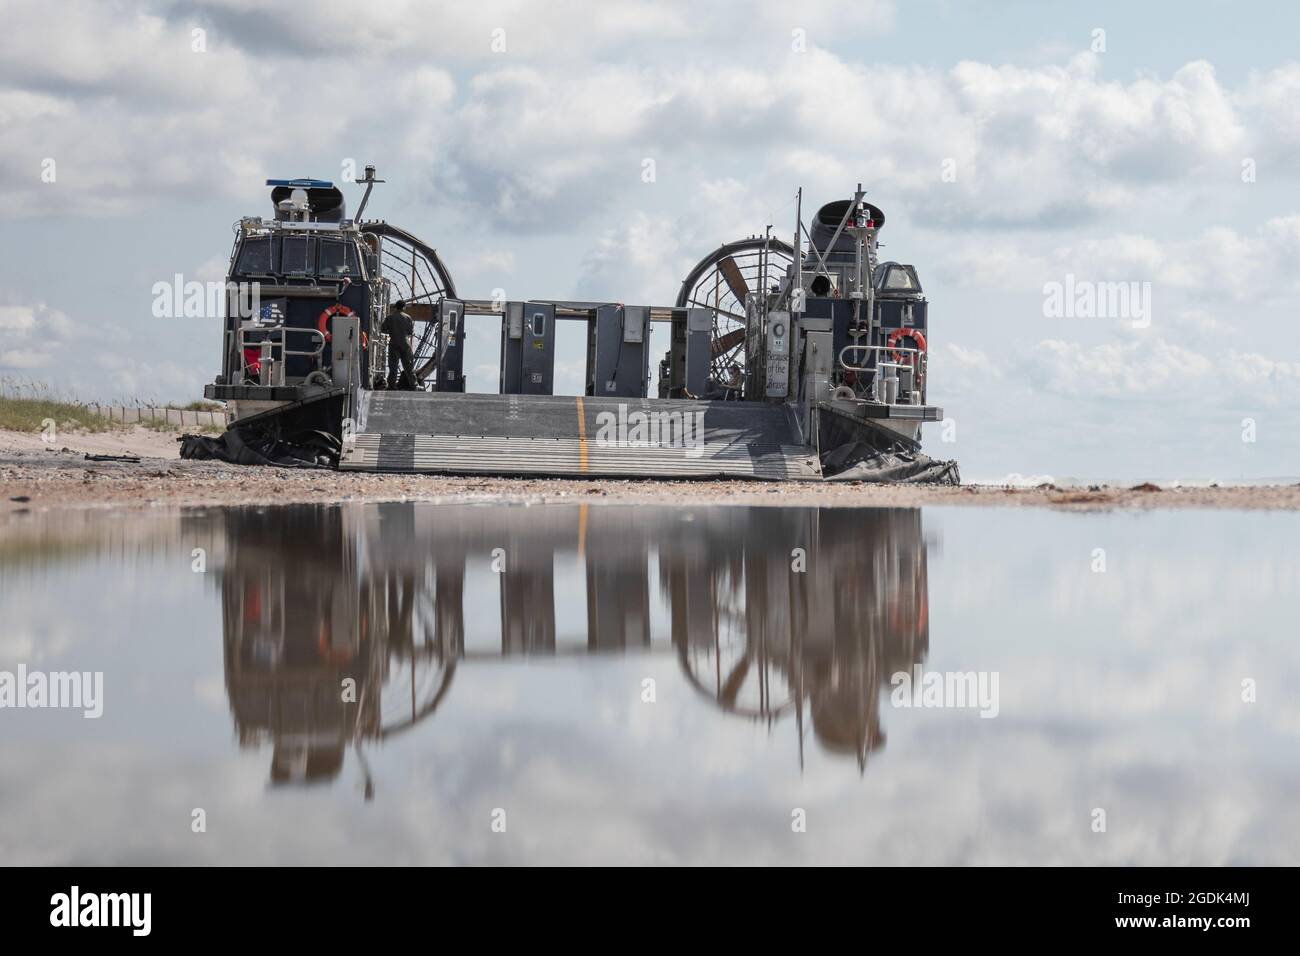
234 236 276 276
281 235 317 276
318 239 360 278
881 265 918 291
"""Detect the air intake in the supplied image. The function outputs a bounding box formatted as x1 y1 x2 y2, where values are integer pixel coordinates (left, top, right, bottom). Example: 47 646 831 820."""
810 199 885 253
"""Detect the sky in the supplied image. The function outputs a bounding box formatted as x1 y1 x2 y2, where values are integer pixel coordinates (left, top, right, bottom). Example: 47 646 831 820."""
1 0 1297 481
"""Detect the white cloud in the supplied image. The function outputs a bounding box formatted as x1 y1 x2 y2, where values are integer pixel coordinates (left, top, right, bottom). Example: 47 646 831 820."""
0 308 37 334
575 212 689 303
168 0 892 62
937 216 1300 315
0 293 211 401
0 349 52 369
192 256 231 285
0 302 77 374
943 335 1300 409
94 353 204 403
0 0 454 217
1237 63 1300 164
0 5 1282 231
1030 338 1216 400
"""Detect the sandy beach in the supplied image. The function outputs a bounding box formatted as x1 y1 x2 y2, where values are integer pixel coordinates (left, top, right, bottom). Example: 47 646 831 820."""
3 426 1298 513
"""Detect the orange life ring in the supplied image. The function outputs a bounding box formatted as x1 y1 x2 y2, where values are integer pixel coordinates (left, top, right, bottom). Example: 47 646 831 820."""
317 303 355 343
886 328 926 387
886 327 926 363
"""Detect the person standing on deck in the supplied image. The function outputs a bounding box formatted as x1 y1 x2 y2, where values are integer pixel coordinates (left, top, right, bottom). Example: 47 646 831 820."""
381 299 418 389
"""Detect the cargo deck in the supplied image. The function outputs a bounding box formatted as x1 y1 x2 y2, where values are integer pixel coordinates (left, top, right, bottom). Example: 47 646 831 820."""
339 391 822 480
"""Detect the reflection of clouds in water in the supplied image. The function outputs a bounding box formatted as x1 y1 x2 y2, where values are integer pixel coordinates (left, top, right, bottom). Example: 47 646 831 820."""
995 649 1298 735
929 509 1300 734
937 509 1300 622
6 667 1300 864
192 676 226 711
2 552 210 668
3 503 1299 863
0 630 37 666
0 595 83 669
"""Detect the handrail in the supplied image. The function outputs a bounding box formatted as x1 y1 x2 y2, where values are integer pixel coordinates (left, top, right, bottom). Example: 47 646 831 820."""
238 324 328 384
238 323 327 361
838 343 924 373
838 343 928 405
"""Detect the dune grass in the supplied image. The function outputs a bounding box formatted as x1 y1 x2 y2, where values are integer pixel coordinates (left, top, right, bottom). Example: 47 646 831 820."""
1 379 225 434
0 395 117 433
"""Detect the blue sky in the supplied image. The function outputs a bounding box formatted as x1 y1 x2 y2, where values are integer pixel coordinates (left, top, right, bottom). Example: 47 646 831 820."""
1 0 1297 481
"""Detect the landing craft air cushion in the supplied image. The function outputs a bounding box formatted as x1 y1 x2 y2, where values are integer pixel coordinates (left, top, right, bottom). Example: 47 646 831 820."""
197 169 957 483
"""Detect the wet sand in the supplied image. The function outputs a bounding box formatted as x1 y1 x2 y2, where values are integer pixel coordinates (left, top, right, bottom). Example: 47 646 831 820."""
3 428 1298 512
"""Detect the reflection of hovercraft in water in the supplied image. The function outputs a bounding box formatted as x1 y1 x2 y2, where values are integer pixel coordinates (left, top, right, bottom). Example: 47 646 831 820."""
219 506 457 798
667 507 928 771
215 502 930 794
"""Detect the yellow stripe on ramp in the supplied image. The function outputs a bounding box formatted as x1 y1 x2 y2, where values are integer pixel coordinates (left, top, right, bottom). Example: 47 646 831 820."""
576 396 588 473
578 503 588 559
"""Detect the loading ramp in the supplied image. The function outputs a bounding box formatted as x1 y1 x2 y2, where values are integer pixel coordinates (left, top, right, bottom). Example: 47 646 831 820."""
338 391 821 480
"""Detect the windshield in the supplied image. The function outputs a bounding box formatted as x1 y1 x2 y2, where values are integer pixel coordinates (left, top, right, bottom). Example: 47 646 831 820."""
281 235 317 276
234 236 275 276
318 238 361 278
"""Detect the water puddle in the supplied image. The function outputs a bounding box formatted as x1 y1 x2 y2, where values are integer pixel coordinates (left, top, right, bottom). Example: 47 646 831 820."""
1 502 1297 863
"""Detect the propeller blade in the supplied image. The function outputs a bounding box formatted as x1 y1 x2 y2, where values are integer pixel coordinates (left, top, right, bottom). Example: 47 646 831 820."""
719 655 752 708
686 298 746 323
717 255 749 303
711 327 746 357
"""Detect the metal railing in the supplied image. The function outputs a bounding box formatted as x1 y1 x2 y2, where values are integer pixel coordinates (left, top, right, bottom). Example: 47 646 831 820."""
236 323 328 385
838 343 928 405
